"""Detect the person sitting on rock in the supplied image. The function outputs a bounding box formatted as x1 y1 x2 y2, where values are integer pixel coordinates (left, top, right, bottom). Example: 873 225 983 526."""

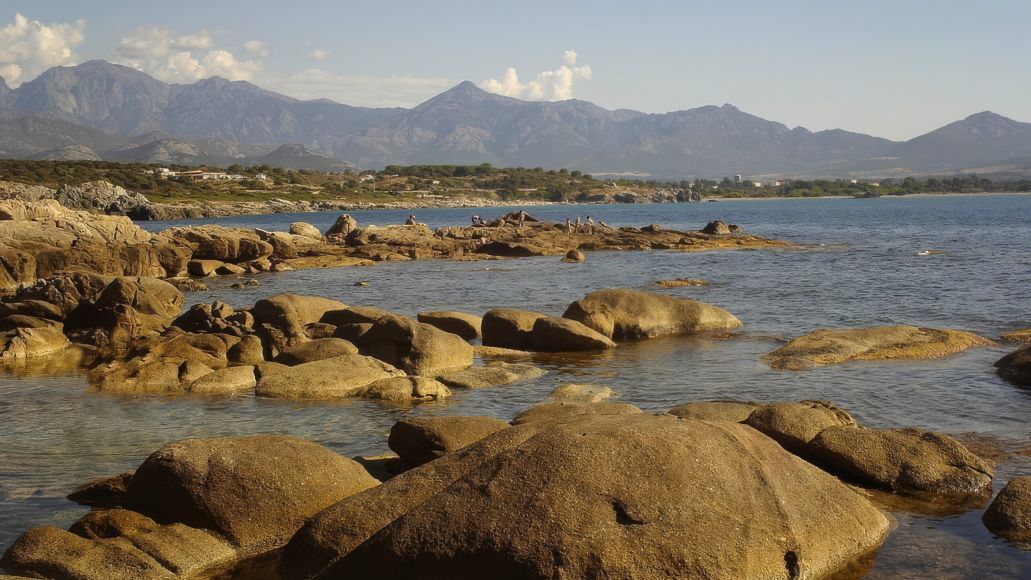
405 214 417 225
471 215 484 227
598 220 611 230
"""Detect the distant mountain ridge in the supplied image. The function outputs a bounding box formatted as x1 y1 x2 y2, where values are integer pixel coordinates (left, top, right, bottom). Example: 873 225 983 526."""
1 60 1030 178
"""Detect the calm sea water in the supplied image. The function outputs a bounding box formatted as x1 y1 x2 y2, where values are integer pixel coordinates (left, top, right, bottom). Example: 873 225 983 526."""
2 195 1030 577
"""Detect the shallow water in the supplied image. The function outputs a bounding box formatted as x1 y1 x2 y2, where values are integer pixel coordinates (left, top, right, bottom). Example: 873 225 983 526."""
2 195 1030 577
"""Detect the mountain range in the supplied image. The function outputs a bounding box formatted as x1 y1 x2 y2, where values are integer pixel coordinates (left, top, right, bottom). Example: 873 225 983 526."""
2 60 1031 179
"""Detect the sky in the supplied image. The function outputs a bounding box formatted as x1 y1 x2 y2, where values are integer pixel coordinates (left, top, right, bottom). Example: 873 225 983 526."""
1 0 1028 140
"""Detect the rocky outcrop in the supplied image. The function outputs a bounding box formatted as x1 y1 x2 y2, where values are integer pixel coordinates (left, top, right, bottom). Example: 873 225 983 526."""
355 314 473 376
562 288 741 340
286 412 889 579
765 325 995 370
387 416 510 467
88 332 234 393
158 225 273 263
2 435 379 579
995 344 1031 386
808 426 994 497
416 310 482 340
983 477 1031 540
481 307 546 350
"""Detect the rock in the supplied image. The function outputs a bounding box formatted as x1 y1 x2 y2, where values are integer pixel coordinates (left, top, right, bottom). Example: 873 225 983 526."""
473 345 534 358
320 305 393 326
251 294 348 357
215 263 246 275
273 338 359 365
332 323 374 343
325 214 358 238
562 288 741 340
511 402 642 425
227 334 264 366
356 314 473 376
983 476 1031 540
302 413 889 579
360 377 451 403
164 276 209 292
701 220 732 234
0 327 70 360
68 509 236 576
808 426 994 497
0 314 63 331
475 241 548 257
668 400 759 422
561 249 585 263
2 272 111 317
481 307 547 349
995 344 1031 386
305 322 337 339
67 276 184 351
550 383 614 403
67 471 134 508
124 435 380 550
655 278 710 287
187 259 224 277
255 354 404 399
436 361 546 389
160 225 273 262
1001 329 1031 344
416 310 482 340
530 315 616 351
187 365 257 395
290 222 324 239
388 416 511 467
0 526 176 580
170 302 245 336
765 325 995 370
744 400 856 451
88 332 232 393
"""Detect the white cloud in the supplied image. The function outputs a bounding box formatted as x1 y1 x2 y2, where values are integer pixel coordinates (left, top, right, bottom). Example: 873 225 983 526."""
263 69 454 108
112 27 263 83
243 40 269 58
482 50 592 100
309 49 330 62
0 13 85 85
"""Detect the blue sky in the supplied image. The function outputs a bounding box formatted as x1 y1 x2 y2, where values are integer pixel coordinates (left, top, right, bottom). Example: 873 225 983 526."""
2 0 1028 140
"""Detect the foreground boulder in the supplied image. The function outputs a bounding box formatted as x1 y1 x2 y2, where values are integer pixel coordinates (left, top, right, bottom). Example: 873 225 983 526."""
356 314 473 376
124 435 379 550
388 416 510 467
983 476 1031 540
764 325 994 370
995 344 1031 386
481 307 546 349
808 426 994 497
287 412 889 579
256 354 404 399
3 435 379 579
562 289 741 340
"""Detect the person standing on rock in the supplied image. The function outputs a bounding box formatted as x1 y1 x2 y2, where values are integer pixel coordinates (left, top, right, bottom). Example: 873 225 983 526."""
574 216 582 233
565 218 574 234
586 216 595 234
517 210 527 228
405 214 417 225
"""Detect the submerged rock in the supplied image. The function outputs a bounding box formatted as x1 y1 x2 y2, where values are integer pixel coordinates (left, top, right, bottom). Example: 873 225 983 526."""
562 288 741 340
287 412 889 579
983 476 1031 541
360 376 451 403
436 361 546 389
550 383 614 403
561 249 585 263
764 325 994 370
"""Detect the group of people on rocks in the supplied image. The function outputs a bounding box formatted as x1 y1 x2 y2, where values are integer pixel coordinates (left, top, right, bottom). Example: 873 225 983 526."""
402 209 608 234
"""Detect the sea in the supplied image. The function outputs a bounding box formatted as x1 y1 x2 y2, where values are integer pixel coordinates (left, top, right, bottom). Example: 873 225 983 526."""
2 194 1029 577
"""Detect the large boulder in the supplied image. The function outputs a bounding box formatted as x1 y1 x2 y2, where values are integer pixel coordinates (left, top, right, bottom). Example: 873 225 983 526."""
251 294 348 357
255 354 404 399
388 416 510 467
995 344 1031 386
744 400 856 451
88 332 233 393
123 435 379 550
764 325 994 370
808 426 994 497
67 276 184 351
983 476 1031 540
273 338 359 365
416 310 482 340
356 314 473 376
187 365 257 396
436 361 546 389
562 289 741 340
360 377 451 403
325 214 358 238
0 327 70 360
481 307 546 349
289 222 324 240
530 316 616 351
289 413 889 579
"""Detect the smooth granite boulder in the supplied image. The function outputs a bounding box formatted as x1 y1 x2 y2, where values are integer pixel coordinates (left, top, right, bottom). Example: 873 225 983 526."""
530 316 616 352
983 476 1031 540
356 314 473 376
481 307 546 350
388 416 511 467
255 354 404 399
562 288 741 340
416 310 482 340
